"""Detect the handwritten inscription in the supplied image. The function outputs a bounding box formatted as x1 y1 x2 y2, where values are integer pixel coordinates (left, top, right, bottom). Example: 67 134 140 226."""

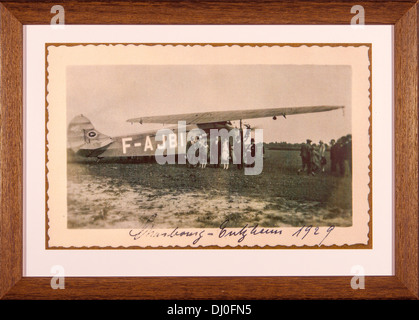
129 227 206 245
128 216 336 246
292 225 335 245
218 220 282 243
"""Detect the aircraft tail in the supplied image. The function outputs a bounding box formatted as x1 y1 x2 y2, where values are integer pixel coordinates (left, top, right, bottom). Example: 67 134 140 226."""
67 115 113 156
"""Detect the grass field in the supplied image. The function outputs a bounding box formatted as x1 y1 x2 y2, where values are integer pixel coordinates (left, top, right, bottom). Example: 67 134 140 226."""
67 149 352 229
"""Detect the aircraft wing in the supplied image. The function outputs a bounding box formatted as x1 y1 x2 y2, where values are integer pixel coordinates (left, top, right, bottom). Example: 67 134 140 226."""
127 106 344 125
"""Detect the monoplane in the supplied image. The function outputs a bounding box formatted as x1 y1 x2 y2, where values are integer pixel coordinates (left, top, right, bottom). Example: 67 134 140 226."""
67 106 344 164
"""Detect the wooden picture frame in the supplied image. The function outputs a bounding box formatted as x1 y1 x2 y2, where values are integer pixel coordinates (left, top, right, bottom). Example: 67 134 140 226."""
0 0 417 300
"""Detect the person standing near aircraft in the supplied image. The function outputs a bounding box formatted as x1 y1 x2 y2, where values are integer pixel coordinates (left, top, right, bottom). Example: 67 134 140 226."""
340 134 352 176
310 143 320 174
330 139 337 173
298 139 312 175
318 140 326 173
345 134 352 175
336 137 346 176
190 136 199 168
244 138 256 168
221 138 230 169
210 136 221 168
234 130 243 170
198 135 208 168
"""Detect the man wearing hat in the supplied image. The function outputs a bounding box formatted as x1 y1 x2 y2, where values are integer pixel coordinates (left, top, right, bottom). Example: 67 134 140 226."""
298 139 312 175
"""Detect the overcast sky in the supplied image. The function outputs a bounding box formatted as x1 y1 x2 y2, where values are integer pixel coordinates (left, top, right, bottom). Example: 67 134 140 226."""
66 64 351 144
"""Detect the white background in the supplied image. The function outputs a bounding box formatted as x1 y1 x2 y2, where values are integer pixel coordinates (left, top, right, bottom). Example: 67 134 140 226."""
24 25 393 277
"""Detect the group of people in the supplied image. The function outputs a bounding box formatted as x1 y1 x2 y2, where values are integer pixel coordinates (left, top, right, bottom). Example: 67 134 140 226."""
330 135 352 176
299 134 352 176
298 139 327 175
185 134 258 170
185 136 239 170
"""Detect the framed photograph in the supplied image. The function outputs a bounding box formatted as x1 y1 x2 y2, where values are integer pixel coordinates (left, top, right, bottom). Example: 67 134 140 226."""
0 0 417 300
46 42 369 249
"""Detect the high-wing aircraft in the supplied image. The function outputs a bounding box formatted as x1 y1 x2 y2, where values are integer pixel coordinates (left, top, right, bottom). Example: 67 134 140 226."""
67 105 344 163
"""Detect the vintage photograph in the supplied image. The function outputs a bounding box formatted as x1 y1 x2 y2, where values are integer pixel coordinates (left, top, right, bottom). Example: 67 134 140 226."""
46 44 371 248
66 64 352 229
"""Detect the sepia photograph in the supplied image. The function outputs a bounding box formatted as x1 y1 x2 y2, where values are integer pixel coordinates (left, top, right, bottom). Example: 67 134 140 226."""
46 43 371 248
66 64 352 229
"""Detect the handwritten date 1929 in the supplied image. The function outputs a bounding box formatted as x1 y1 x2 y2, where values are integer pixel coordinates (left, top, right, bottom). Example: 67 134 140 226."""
292 225 335 246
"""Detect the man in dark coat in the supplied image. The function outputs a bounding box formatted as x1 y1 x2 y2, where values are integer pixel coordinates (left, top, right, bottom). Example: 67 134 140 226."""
341 134 352 176
298 139 312 175
330 139 338 173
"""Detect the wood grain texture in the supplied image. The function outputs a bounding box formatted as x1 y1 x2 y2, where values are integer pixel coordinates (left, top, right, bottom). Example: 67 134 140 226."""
0 0 418 300
0 0 416 25
2 276 417 300
0 3 23 299
394 2 419 298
